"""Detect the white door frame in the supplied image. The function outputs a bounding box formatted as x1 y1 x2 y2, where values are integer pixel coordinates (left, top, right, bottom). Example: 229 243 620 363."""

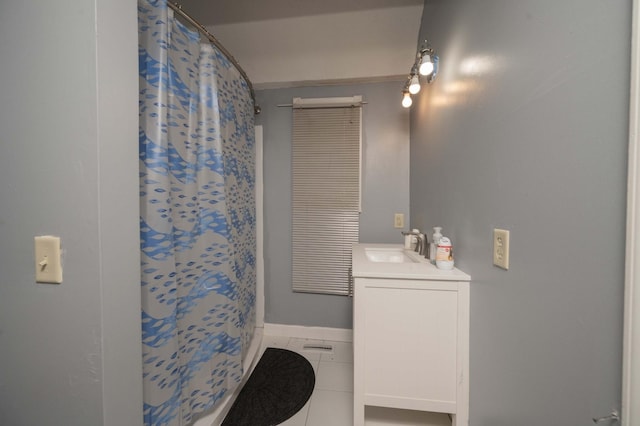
256 125 265 327
623 1 640 424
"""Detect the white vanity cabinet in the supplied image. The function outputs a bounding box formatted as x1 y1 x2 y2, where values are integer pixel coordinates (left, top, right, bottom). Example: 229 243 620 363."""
352 244 470 426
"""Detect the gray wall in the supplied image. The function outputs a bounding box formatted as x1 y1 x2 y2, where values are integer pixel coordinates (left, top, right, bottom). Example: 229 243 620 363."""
0 1 142 425
257 81 410 328
411 0 629 424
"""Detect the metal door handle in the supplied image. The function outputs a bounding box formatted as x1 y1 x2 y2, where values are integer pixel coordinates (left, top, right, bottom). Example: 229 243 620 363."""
593 410 619 423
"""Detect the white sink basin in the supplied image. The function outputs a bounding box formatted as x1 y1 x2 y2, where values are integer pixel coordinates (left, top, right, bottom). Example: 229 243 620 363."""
353 244 470 281
364 247 416 263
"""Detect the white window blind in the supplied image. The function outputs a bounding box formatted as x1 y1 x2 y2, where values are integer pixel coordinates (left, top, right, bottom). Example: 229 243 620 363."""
292 96 362 296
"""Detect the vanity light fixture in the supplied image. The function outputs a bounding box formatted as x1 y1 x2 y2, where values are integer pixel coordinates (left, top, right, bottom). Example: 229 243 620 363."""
408 71 421 95
419 53 434 76
418 41 435 76
401 40 438 108
402 90 413 108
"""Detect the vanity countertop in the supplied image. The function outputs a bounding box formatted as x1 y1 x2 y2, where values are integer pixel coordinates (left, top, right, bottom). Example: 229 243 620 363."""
352 243 470 281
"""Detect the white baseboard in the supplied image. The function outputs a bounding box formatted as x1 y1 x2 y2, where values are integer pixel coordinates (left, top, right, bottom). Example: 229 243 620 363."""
264 322 353 342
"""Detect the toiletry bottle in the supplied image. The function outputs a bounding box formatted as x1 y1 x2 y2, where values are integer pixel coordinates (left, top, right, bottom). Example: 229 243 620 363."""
410 229 419 250
402 229 420 250
429 227 442 263
435 236 454 270
403 231 412 249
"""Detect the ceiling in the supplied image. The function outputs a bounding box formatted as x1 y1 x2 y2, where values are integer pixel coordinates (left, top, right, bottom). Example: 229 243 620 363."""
176 0 424 25
174 0 425 87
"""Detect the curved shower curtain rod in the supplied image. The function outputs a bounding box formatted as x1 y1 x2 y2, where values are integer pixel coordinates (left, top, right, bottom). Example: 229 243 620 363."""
168 2 261 115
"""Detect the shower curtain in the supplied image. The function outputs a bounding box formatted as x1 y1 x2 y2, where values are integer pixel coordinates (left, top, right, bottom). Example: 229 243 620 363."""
138 1 256 425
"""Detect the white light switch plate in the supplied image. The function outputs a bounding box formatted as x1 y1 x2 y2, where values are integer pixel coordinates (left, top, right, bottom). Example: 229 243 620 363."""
35 236 63 284
394 213 404 229
493 229 510 270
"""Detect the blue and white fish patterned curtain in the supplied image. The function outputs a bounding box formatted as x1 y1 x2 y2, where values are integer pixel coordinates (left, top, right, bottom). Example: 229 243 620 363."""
138 1 256 425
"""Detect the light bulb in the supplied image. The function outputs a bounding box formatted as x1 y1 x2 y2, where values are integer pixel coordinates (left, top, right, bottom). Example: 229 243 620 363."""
419 54 434 76
402 92 412 108
408 75 421 94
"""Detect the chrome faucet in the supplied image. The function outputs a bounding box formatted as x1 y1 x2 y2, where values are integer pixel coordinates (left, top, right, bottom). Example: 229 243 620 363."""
414 232 428 257
401 230 429 257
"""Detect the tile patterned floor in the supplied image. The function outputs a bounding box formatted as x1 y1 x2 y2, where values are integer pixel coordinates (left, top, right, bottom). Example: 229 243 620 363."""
260 335 353 426
259 334 451 426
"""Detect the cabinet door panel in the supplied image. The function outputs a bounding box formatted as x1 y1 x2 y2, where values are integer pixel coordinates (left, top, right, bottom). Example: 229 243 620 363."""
364 285 457 405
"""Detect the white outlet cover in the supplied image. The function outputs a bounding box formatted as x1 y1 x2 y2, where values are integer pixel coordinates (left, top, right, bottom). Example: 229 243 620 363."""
493 229 510 270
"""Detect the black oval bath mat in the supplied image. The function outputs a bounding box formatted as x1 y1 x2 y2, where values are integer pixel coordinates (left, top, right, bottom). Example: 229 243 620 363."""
222 347 315 426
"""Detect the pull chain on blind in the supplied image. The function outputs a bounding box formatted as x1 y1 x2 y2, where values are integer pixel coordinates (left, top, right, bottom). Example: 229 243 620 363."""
292 98 362 296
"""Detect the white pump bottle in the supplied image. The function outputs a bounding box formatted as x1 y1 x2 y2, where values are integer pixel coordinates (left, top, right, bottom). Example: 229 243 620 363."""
429 227 442 262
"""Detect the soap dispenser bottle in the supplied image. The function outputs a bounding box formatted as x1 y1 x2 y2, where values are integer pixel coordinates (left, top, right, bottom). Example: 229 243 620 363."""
429 227 442 263
435 236 454 270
